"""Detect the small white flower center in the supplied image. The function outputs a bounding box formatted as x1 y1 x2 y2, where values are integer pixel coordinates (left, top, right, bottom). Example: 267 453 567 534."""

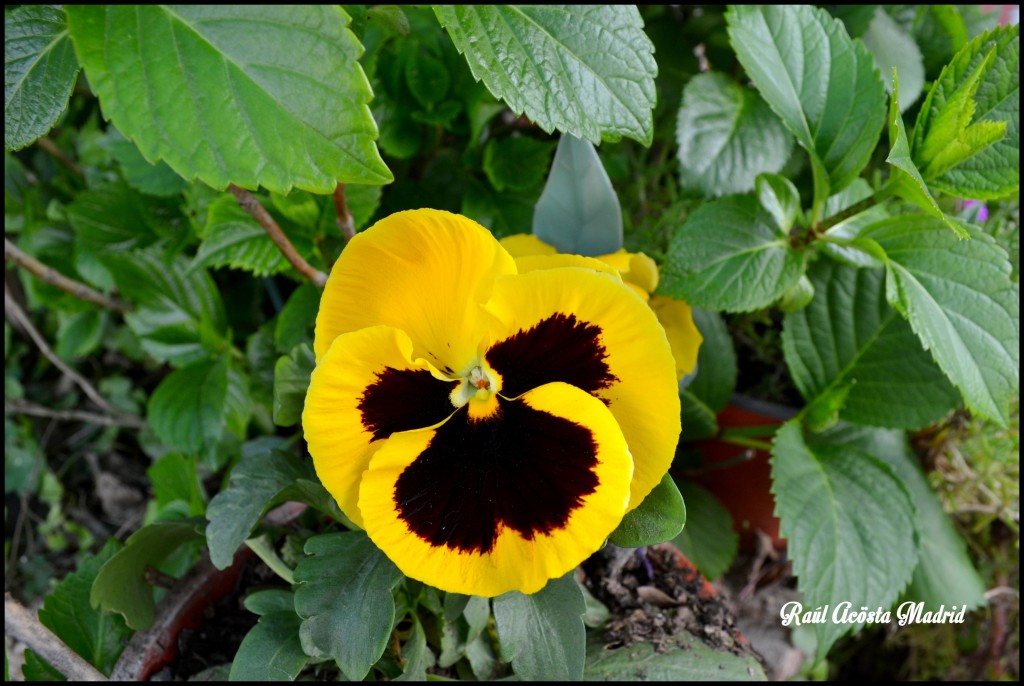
450 363 499 408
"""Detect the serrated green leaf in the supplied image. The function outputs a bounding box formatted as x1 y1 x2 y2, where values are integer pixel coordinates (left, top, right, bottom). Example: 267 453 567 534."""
671 481 739 581
37 540 131 676
726 5 887 202
5 5 81 151
462 179 539 239
756 173 803 235
533 135 622 256
819 179 890 269
20 650 65 682
676 72 793 197
913 6 968 78
273 343 315 427
493 574 585 681
294 531 404 681
658 195 806 312
866 216 1019 425
434 5 656 145
192 195 290 277
686 308 737 414
147 452 204 518
583 630 766 681
230 611 308 682
404 45 449 108
65 6 391 192
274 284 319 354
483 136 555 193
106 133 188 197
783 260 960 429
823 426 986 613
912 25 1018 198
102 249 228 366
862 8 925 111
608 473 686 547
91 520 204 630
206 448 320 570
771 421 917 658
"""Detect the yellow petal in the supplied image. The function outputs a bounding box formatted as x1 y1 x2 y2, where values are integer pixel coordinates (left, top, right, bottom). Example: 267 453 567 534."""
595 249 632 272
314 209 516 374
358 382 632 596
625 252 660 294
483 268 680 511
498 233 557 258
303 325 458 528
649 296 703 379
514 253 621 278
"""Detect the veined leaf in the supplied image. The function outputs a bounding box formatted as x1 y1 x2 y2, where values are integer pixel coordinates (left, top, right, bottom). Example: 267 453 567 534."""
65 6 391 192
230 611 308 682
658 195 806 312
726 5 887 204
5 5 80 151
912 25 1018 199
671 482 738 581
865 216 1019 425
783 260 960 429
676 72 793 197
433 5 656 145
772 421 917 658
192 195 289 277
862 8 925 112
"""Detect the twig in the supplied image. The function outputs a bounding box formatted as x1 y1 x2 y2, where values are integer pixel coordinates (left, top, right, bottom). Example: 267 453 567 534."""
229 184 328 287
5 238 131 312
5 593 107 681
5 397 145 429
333 183 357 241
5 284 126 419
35 137 85 178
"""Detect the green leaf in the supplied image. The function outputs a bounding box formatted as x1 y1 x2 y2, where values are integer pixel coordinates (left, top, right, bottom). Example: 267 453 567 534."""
608 474 686 547
819 179 891 269
395 615 436 681
230 611 308 682
404 45 450 107
147 452 205 518
532 135 622 256
862 8 925 112
107 132 188 197
658 195 806 312
676 72 793 197
686 308 737 414
583 632 766 681
20 650 65 682
726 5 887 199
483 136 555 192
91 520 204 630
206 448 320 570
275 284 320 354
462 180 539 239
55 309 106 360
913 6 969 78
678 392 718 442
4 5 81 151
886 70 970 239
273 343 315 427
192 195 289 277
293 531 404 681
866 216 1019 425
671 481 739 581
37 540 131 676
777 274 816 313
823 426 986 613
65 6 391 192
756 173 803 235
102 249 228 366
783 260 960 429
493 574 585 681
434 5 656 145
912 25 1018 198
148 355 250 456
771 421 917 658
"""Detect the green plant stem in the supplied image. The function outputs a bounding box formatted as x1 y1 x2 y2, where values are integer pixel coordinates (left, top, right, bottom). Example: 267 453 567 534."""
245 535 295 585
718 435 774 452
816 182 897 233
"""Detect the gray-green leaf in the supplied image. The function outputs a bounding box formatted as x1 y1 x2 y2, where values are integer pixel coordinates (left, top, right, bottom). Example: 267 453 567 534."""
671 481 739 581
229 611 308 682
608 473 686 547
433 5 656 145
5 5 80 151
862 8 925 111
676 72 793 197
65 6 391 192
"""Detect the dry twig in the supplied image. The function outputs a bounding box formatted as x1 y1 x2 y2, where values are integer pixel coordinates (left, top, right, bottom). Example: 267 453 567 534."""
5 238 130 313
5 593 107 681
332 183 356 241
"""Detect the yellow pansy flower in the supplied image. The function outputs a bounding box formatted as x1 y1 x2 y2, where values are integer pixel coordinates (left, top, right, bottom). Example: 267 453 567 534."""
303 209 681 597
499 233 703 381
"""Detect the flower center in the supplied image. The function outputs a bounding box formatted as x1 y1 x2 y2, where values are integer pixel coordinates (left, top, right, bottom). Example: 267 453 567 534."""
450 362 501 417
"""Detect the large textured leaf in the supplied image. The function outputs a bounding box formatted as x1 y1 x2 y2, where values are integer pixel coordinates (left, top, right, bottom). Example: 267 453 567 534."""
823 426 986 613
671 481 738 581
37 540 131 676
65 6 391 192
206 448 320 570
583 632 765 681
4 5 80 150
533 135 622 256
294 532 404 681
771 422 917 658
726 5 886 202
493 574 585 681
783 260 959 429
912 25 1018 199
192 195 288 277
658 195 806 312
865 216 1019 425
861 8 924 111
91 520 204 630
676 72 793 197
433 6 656 145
